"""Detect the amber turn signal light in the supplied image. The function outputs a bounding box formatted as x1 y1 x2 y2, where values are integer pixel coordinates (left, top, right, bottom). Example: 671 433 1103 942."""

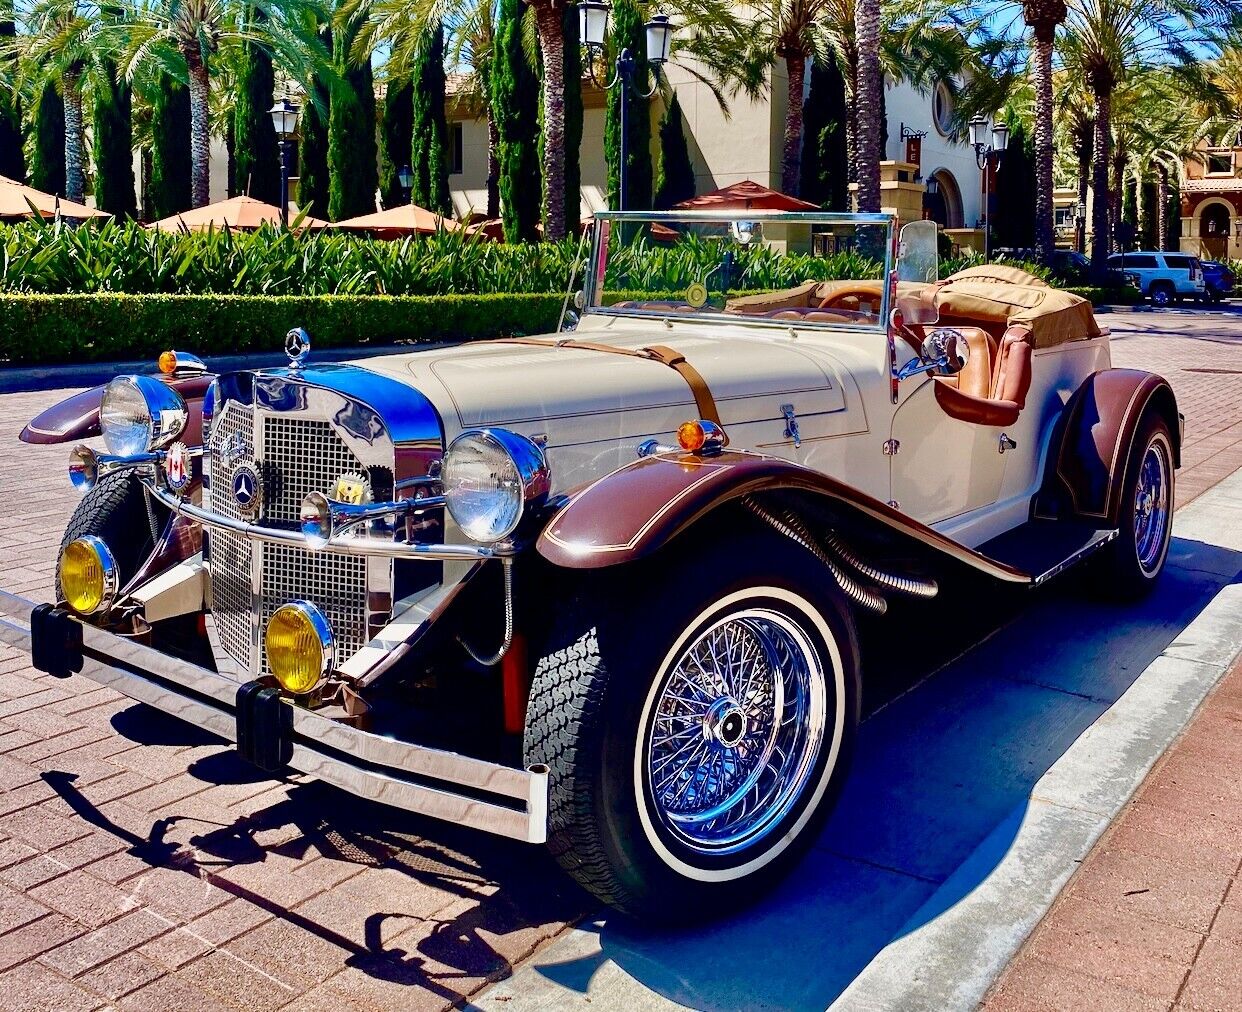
676 419 727 456
677 420 706 451
158 350 178 375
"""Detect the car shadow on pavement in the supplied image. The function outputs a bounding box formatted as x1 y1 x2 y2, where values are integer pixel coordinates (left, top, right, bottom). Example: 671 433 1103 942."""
518 535 1242 1010
41 759 582 1005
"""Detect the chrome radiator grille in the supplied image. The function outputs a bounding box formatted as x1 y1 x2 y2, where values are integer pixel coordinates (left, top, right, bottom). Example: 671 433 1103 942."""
207 402 256 670
206 398 381 678
261 417 365 524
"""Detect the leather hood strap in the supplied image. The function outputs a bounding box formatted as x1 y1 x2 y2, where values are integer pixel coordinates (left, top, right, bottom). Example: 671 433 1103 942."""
491 338 723 427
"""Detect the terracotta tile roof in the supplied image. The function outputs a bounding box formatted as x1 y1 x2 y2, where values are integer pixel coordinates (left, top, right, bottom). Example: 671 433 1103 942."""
1181 177 1242 192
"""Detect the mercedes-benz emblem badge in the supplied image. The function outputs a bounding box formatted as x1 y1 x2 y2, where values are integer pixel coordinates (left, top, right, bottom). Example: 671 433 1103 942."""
231 462 262 516
285 327 311 368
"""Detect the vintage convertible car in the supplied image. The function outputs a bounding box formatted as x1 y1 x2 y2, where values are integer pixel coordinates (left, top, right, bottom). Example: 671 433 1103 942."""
1 213 1180 918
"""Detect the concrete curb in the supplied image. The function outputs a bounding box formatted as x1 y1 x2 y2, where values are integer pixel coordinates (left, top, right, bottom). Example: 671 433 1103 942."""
474 468 1242 1012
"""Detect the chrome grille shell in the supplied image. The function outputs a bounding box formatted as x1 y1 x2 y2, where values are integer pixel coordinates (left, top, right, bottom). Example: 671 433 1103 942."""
203 365 444 680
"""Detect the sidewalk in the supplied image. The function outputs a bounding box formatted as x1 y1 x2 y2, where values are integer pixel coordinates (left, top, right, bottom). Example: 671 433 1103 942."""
984 657 1242 1012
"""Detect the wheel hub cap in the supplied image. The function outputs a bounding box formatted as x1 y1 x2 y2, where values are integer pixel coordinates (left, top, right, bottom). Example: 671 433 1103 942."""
644 609 829 855
1134 439 1170 574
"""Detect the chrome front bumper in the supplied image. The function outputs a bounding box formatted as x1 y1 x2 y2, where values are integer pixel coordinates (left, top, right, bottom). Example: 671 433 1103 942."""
0 591 548 844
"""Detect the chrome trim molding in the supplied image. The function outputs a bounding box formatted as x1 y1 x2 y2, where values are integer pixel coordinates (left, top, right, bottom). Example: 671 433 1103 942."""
0 591 548 844
144 478 504 561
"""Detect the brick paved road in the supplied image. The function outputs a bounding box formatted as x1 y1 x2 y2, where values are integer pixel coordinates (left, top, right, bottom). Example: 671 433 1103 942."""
0 310 1239 1011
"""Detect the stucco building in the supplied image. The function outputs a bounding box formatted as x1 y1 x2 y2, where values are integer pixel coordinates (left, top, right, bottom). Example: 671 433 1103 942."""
445 63 985 228
1179 142 1242 260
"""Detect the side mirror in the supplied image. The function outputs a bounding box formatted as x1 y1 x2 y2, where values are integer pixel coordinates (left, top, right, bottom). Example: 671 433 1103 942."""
921 328 969 375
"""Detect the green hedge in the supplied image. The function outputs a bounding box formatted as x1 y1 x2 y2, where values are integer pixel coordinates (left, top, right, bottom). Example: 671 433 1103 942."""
0 293 563 364
1065 285 1145 306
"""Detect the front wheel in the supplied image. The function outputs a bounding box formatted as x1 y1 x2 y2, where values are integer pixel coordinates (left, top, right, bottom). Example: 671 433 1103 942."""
524 530 860 919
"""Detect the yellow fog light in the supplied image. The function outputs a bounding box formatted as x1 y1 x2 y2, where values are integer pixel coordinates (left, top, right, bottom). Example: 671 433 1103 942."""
265 601 334 695
59 536 119 615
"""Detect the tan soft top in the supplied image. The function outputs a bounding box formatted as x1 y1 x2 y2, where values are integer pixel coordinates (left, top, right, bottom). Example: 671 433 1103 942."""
935 281 1101 348
725 272 1099 349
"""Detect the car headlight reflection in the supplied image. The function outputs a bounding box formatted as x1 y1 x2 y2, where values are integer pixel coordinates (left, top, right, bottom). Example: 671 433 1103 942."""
442 429 551 543
100 375 188 457
59 535 119 615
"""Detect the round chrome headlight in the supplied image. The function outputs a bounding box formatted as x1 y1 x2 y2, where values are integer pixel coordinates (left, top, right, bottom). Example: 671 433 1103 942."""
442 429 551 543
100 375 188 457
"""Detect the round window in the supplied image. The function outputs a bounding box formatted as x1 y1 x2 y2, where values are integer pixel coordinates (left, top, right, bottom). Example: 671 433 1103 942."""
933 81 955 136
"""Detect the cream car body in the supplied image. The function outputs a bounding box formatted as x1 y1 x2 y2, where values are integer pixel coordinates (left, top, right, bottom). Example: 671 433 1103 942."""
5 212 1179 918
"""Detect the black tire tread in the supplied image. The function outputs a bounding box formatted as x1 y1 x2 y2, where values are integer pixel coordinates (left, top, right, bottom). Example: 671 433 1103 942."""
57 472 155 599
524 624 642 911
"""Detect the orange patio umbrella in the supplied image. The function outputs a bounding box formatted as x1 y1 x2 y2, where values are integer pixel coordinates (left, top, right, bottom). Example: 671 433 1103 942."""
331 203 460 238
673 179 820 212
0 176 110 220
148 195 328 232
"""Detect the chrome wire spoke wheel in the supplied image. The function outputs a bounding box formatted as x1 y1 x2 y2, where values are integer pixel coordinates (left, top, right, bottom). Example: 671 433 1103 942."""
644 608 828 856
1134 438 1170 574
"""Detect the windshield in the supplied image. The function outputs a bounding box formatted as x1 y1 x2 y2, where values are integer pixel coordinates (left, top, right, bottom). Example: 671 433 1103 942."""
585 212 894 331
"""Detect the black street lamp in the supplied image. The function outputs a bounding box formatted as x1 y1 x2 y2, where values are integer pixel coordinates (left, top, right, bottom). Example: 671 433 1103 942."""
579 2 674 211
969 114 1009 258
269 98 301 227
398 164 414 206
1075 199 1087 255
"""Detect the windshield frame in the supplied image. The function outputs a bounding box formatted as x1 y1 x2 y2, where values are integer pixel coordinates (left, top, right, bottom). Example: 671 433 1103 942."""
582 210 896 334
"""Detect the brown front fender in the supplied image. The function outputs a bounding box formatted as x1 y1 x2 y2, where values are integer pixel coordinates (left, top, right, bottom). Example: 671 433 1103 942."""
1045 369 1181 526
535 450 1030 583
20 374 213 445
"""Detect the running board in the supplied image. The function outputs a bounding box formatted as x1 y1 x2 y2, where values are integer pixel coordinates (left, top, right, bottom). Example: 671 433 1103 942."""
977 520 1118 586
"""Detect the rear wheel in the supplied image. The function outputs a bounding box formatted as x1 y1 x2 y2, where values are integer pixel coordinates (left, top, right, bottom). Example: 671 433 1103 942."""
1149 282 1174 308
1094 414 1174 597
524 529 860 919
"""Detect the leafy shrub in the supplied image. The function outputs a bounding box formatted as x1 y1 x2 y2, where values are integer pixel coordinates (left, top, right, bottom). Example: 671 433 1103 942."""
0 293 562 364
1064 285 1145 306
0 219 582 296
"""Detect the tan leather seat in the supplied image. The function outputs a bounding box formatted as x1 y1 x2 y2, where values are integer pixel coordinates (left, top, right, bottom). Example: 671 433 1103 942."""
933 325 1033 427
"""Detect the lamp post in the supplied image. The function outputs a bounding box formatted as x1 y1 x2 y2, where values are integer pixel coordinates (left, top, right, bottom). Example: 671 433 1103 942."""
269 98 301 227
398 164 414 206
969 114 1009 259
579 1 674 212
1075 199 1087 256
923 173 940 223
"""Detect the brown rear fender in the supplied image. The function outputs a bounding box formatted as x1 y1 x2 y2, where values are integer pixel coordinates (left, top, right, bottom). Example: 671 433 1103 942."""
20 374 213 445
535 450 1030 583
1044 369 1181 526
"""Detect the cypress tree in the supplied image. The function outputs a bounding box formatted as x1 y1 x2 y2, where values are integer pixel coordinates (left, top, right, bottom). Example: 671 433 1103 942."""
298 92 330 217
29 80 65 195
410 25 450 214
603 0 652 211
801 54 848 209
379 76 413 208
148 78 192 220
232 14 280 204
654 93 694 209
0 10 23 182
492 0 540 241
92 61 137 217
994 115 1037 251
328 20 378 221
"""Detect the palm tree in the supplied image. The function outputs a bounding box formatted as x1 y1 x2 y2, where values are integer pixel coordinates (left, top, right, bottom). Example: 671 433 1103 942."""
1023 0 1066 265
853 0 881 210
121 0 328 207
1059 0 1236 275
7 0 100 202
